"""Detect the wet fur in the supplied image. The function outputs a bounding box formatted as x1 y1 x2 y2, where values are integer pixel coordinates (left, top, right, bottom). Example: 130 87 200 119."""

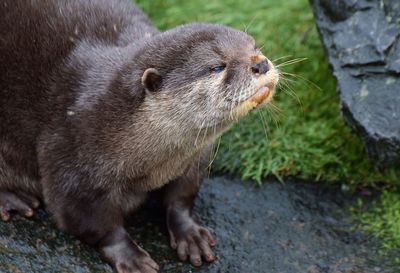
0 0 210 214
0 0 278 271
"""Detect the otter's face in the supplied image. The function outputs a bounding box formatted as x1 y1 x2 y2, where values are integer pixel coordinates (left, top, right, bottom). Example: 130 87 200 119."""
140 23 279 131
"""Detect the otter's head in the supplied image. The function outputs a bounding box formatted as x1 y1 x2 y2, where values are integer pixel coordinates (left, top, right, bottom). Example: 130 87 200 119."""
137 23 279 136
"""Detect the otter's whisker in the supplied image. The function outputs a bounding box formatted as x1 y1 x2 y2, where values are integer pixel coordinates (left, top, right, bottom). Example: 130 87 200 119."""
217 84 232 109
276 58 307 68
272 55 293 63
200 122 209 146
258 110 269 141
258 43 266 51
264 104 281 129
194 118 206 147
278 76 297 84
276 57 307 66
268 100 283 114
243 14 259 34
208 134 221 172
280 71 322 91
260 108 275 128
279 80 302 107
229 86 238 120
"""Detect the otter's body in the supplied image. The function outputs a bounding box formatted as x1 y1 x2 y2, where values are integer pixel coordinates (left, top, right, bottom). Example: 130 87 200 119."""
0 1 279 272
0 0 158 195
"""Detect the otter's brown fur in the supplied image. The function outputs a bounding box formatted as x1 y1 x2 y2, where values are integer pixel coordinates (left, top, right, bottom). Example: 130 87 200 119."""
0 0 278 272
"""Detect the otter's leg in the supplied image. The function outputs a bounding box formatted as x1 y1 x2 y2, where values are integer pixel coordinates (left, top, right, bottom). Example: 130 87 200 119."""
0 153 41 221
163 151 216 267
45 188 159 273
100 226 159 273
0 190 40 221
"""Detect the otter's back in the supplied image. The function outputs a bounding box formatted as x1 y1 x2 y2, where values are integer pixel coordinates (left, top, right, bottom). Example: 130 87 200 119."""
0 0 156 171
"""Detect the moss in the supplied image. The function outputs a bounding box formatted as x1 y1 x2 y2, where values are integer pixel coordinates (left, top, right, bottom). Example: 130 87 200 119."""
358 191 400 249
353 191 400 267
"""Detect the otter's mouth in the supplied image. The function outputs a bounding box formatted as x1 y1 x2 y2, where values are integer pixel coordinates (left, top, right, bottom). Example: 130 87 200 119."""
248 84 272 105
230 82 275 119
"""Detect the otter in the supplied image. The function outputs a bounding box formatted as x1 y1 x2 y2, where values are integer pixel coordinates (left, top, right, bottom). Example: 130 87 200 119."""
0 0 279 272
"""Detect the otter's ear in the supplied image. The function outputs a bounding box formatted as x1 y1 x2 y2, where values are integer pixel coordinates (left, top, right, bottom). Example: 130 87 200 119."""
141 68 162 92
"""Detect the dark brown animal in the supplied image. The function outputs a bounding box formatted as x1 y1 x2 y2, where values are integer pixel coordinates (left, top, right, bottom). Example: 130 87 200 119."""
0 0 279 272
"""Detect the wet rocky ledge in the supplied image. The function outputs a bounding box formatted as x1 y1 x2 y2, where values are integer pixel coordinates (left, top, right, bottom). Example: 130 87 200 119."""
0 177 396 273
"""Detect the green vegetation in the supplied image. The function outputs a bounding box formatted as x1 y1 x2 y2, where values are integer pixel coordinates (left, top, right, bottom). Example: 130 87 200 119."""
356 191 400 251
135 0 399 254
353 191 400 267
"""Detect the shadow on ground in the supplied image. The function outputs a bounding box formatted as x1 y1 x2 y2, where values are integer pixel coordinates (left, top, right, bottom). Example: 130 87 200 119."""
0 177 396 273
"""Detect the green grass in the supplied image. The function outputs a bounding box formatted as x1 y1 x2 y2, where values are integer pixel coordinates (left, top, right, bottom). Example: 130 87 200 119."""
134 0 400 254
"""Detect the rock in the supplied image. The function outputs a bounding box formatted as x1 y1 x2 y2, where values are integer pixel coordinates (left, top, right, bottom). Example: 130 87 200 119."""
309 0 400 169
0 177 396 273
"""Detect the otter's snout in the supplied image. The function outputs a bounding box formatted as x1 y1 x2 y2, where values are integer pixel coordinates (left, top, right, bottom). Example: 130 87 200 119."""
251 59 269 75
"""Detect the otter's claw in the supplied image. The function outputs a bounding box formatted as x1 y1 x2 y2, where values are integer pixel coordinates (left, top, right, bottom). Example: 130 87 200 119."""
0 191 40 221
116 255 159 273
169 221 216 267
115 248 159 273
101 228 160 273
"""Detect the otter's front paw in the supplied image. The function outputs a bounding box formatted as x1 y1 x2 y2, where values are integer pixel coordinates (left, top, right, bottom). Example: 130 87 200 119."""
168 219 216 267
0 190 40 221
115 252 159 273
101 228 159 273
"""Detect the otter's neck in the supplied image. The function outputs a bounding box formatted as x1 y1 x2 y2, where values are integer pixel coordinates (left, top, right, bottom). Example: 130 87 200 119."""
67 40 224 181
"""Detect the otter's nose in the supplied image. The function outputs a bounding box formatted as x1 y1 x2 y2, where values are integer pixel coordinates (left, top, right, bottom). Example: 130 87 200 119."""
251 59 269 75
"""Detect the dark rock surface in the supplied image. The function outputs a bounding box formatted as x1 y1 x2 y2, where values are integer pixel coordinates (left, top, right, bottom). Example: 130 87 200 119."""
0 177 396 273
309 0 400 168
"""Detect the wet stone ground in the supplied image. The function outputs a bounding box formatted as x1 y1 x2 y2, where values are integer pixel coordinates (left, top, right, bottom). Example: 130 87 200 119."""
0 177 396 273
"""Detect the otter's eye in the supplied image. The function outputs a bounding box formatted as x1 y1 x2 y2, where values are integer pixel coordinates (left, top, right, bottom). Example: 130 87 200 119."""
211 65 226 73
